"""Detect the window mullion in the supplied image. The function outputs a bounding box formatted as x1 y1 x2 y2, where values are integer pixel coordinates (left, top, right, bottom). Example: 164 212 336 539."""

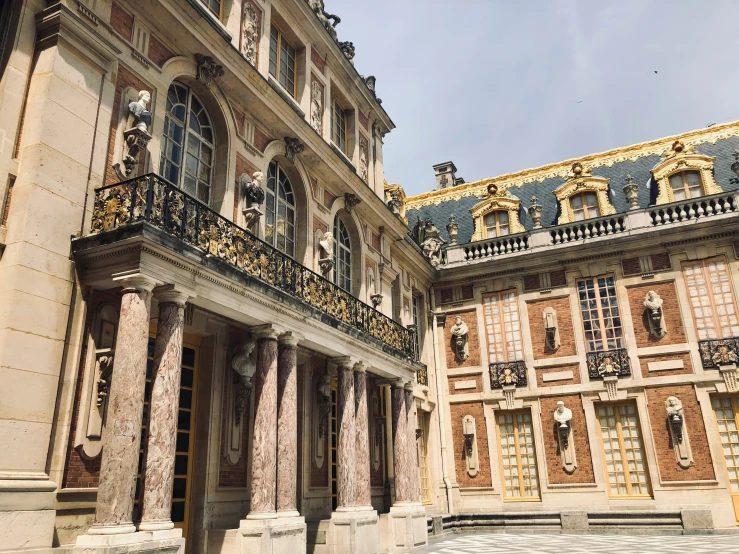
595 282 608 351
615 407 633 496
513 415 524 497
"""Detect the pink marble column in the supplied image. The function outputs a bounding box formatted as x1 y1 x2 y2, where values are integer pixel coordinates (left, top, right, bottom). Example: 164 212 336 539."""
405 384 421 503
391 382 412 504
276 332 300 516
91 275 156 534
139 289 190 531
354 364 372 509
336 357 357 509
247 327 279 519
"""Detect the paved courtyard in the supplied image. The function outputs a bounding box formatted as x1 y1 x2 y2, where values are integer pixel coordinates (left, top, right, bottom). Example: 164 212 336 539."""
420 533 739 553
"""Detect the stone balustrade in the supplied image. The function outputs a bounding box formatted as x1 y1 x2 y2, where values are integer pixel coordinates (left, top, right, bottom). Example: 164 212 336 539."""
649 191 736 226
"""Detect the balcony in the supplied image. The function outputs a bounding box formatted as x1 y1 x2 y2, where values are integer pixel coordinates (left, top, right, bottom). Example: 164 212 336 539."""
489 360 528 389
87 174 416 361
586 348 631 380
698 338 739 369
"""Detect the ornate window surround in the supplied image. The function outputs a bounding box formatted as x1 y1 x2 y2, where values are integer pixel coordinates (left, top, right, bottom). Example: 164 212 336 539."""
651 140 721 205
553 162 616 225
469 183 525 242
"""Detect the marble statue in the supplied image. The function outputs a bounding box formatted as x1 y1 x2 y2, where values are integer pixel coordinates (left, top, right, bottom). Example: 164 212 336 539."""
644 290 666 338
450 316 469 362
666 396 685 442
128 90 152 132
242 171 265 207
231 338 257 385
318 231 333 276
415 218 447 267
554 401 572 426
309 0 340 41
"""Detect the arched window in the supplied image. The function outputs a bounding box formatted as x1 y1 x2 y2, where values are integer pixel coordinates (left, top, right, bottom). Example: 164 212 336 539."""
669 170 703 201
160 82 215 205
265 161 296 257
484 211 510 238
570 191 600 221
333 214 351 292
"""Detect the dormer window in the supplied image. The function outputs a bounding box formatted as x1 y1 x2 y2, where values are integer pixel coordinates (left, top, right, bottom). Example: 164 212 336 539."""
484 211 509 238
668 170 703 201
570 191 600 221
269 24 296 97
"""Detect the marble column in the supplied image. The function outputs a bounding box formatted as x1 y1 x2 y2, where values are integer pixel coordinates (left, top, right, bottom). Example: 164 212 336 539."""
336 357 357 509
91 275 156 534
391 382 412 504
138 289 191 531
405 384 421 503
276 332 300 517
247 326 279 519
354 363 372 509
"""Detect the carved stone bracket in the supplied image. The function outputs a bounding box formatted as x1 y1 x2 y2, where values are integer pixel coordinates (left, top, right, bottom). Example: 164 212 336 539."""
554 401 577 473
285 137 304 162
344 193 361 213
195 54 224 87
720 364 739 393
604 375 619 401
114 127 152 180
462 415 479 477
370 293 383 309
666 396 692 469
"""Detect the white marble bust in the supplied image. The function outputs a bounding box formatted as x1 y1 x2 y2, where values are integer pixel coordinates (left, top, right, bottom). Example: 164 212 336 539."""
554 401 572 426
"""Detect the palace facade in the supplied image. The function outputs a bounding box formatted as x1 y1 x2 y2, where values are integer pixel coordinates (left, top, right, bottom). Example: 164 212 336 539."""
1 1 739 554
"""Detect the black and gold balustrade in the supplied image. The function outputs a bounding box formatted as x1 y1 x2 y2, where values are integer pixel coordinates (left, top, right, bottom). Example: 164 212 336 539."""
698 338 739 369
489 360 527 388
586 348 631 380
90 174 416 360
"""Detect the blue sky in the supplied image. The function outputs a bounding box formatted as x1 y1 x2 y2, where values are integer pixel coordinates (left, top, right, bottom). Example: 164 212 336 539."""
331 0 739 196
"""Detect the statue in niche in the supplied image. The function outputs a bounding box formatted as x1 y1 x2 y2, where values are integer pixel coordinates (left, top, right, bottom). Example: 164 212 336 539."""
242 171 265 207
358 137 369 181
450 316 469 362
128 90 152 132
318 231 333 276
554 401 572 426
412 217 446 267
310 81 323 134
643 290 667 339
666 396 685 442
241 2 259 66
114 90 153 179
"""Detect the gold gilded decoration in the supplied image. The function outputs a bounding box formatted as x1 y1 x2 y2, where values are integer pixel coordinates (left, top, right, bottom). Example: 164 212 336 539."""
651 140 721 205
468 182 524 242
405 120 739 209
553 164 616 225
91 175 416 359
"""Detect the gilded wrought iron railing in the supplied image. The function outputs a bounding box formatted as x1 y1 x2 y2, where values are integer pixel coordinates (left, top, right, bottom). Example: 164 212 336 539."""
586 348 631 379
416 366 428 386
698 338 739 369
90 174 416 360
489 360 528 389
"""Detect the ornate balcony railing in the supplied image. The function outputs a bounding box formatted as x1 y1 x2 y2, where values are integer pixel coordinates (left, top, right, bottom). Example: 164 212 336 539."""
489 360 528 389
90 174 416 360
550 214 626 245
649 191 737 227
698 338 739 369
586 348 631 380
462 233 530 262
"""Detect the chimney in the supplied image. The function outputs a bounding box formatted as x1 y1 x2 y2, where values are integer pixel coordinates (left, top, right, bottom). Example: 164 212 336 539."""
433 161 457 190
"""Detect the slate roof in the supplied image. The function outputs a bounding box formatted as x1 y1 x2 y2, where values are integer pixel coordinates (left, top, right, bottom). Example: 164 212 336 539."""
404 123 739 246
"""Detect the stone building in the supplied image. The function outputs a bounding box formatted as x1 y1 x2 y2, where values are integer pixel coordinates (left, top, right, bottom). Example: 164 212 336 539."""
2 1 739 554
0 1 432 553
405 122 739 535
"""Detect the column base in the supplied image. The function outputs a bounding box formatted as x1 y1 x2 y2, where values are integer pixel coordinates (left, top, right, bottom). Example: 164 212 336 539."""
239 515 306 554
328 508 379 554
0 474 57 550
378 504 428 553
73 529 184 554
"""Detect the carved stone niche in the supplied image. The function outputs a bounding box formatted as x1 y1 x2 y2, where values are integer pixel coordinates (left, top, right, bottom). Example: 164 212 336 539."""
666 396 692 469
370 389 384 475
461 415 479 477
113 88 153 180
74 304 119 459
553 401 577 474
543 307 560 352
643 290 667 339
313 373 332 470
226 338 256 465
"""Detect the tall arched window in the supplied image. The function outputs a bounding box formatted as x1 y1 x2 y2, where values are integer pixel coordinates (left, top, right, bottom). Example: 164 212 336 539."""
333 214 351 292
265 161 296 257
160 82 215 205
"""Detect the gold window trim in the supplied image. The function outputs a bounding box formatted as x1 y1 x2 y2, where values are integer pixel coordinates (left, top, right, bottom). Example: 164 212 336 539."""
469 183 525 242
553 163 616 225
651 141 721 205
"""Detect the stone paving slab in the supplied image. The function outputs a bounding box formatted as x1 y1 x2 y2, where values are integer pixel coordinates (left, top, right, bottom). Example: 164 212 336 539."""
416 533 739 553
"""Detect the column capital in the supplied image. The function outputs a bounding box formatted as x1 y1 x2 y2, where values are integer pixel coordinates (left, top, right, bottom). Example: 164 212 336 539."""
252 324 282 340
112 272 157 293
330 356 355 370
154 285 195 307
353 362 367 373
278 331 302 347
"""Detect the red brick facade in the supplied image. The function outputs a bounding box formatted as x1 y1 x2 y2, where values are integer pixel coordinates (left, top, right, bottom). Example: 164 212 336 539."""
447 374 483 395
627 281 687 347
311 47 326 73
527 296 576 359
110 3 133 41
147 34 175 67
449 402 491 488
639 353 694 378
536 363 581 387
253 126 273 152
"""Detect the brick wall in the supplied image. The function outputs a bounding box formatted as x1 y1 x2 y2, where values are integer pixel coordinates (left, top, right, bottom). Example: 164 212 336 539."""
148 34 175 68
448 374 483 395
253 127 273 152
627 281 687 347
311 47 326 73
358 110 369 131
639 353 693 378
539 395 595 485
449 402 491 488
535 363 581 387
527 296 576 359
444 310 480 369
110 2 133 41
645 385 715 482
104 65 150 185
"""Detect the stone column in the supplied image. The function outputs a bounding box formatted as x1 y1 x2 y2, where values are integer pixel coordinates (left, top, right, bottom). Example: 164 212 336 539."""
247 326 279 519
138 289 191 531
276 332 300 517
336 357 357 510
91 275 157 534
404 384 421 503
354 363 372 509
391 382 412 504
